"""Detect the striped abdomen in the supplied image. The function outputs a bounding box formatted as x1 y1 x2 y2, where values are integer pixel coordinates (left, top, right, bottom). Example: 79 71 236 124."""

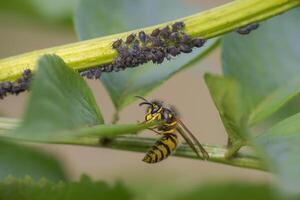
143 133 178 164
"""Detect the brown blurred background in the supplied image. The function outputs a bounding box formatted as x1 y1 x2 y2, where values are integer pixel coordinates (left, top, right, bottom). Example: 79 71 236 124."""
0 0 272 198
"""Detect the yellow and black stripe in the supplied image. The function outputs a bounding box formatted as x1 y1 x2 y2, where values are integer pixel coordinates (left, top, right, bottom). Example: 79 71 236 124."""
143 133 178 163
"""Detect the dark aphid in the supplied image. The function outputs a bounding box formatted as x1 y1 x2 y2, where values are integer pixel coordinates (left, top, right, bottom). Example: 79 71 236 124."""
94 69 102 79
169 32 180 42
103 64 114 72
167 46 180 57
236 23 259 35
160 26 171 39
126 33 136 44
172 21 185 32
138 31 147 44
145 52 154 61
151 28 160 37
23 69 32 77
117 46 130 57
86 71 94 79
152 49 165 64
80 70 89 77
112 39 123 49
179 44 192 53
2 82 12 90
151 37 164 47
11 82 21 94
132 39 140 50
181 34 191 44
191 38 206 47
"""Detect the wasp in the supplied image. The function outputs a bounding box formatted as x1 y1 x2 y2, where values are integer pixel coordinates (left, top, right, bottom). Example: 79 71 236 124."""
136 96 209 164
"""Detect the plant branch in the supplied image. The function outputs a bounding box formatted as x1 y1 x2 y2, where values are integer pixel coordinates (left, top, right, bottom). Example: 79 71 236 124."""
0 0 299 81
0 117 266 171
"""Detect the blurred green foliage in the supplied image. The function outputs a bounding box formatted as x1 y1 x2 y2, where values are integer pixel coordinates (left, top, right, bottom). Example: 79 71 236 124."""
0 175 133 200
175 182 276 200
0 141 66 181
0 0 77 26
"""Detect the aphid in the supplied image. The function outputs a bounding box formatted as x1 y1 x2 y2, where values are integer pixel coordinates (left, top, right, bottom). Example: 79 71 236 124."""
181 34 191 44
112 39 123 49
167 46 180 57
2 82 12 90
179 44 192 53
23 69 32 78
136 96 209 164
172 22 185 32
86 71 94 79
191 38 206 48
169 32 180 42
151 37 164 47
236 23 259 35
151 49 165 64
132 39 140 50
138 31 147 44
160 26 171 39
94 69 102 79
126 33 136 44
151 28 160 37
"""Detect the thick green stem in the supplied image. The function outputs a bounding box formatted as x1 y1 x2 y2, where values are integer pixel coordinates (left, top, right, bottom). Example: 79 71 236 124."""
0 0 299 81
0 118 266 171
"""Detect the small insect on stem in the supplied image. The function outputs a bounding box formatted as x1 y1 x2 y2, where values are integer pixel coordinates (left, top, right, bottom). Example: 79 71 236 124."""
151 28 160 37
126 33 136 44
138 31 147 44
112 39 123 49
172 21 185 32
236 23 260 35
136 96 209 164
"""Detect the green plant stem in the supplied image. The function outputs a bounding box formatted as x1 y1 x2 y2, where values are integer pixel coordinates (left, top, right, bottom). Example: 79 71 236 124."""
111 112 120 124
0 0 299 81
0 118 266 171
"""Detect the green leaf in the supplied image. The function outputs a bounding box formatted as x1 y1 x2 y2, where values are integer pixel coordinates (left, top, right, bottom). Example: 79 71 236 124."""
0 0 77 26
204 74 247 142
75 122 156 138
256 113 300 194
222 8 300 125
0 141 66 181
0 175 133 200
175 182 276 200
250 78 300 125
75 0 218 110
14 54 103 141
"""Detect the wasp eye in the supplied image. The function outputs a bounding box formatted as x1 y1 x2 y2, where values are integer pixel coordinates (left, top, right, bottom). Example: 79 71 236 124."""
151 106 160 114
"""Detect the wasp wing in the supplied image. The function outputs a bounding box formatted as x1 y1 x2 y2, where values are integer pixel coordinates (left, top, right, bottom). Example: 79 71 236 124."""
176 126 204 159
177 119 209 159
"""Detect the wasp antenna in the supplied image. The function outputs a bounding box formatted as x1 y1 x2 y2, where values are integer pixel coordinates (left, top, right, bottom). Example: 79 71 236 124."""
139 102 153 107
135 95 149 102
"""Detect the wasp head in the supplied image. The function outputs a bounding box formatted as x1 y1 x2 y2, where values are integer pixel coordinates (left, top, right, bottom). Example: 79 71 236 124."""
136 96 164 123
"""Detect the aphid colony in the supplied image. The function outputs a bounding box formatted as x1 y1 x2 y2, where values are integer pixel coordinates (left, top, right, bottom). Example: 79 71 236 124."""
0 22 260 99
80 21 206 79
236 23 259 35
0 69 32 99
136 96 209 163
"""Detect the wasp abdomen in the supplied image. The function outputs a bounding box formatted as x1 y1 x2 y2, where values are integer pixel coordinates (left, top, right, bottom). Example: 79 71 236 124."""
143 134 178 164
